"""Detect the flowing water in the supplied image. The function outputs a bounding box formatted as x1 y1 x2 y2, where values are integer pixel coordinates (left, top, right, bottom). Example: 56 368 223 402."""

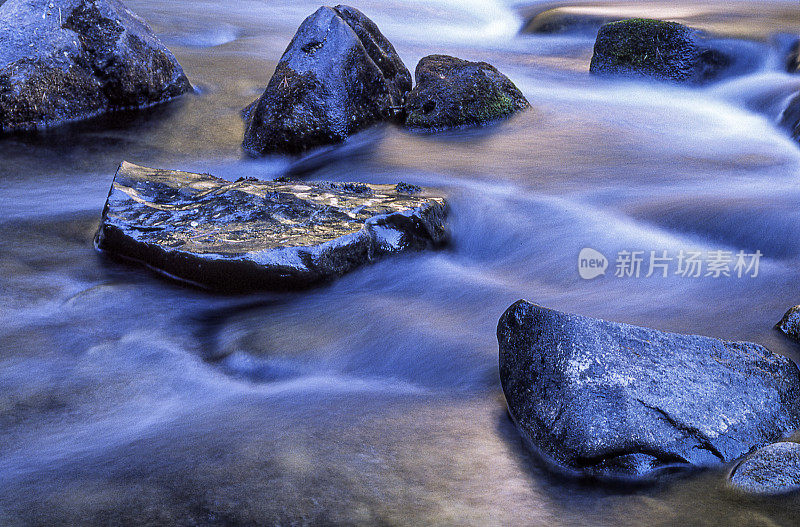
2 0 800 524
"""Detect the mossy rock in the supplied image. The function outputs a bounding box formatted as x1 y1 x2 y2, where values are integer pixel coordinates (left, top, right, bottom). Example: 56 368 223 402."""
589 18 732 84
403 55 529 132
499 301 800 479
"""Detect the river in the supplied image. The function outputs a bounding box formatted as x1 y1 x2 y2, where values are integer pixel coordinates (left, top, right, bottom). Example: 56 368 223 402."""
1 0 800 524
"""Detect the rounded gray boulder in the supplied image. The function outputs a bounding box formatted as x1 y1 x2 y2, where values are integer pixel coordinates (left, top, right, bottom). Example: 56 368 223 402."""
498 300 800 479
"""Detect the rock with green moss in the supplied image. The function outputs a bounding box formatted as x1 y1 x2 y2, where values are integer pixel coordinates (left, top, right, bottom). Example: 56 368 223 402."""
242 5 411 156
0 0 192 132
589 18 734 83
403 55 529 131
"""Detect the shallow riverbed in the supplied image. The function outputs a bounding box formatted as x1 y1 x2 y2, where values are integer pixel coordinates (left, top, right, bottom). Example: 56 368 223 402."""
2 0 800 524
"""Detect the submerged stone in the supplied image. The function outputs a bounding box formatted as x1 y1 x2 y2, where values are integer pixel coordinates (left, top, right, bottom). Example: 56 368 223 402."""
730 442 800 494
589 19 736 84
95 162 448 291
242 5 411 156
498 301 800 479
0 0 192 132
776 305 800 342
403 55 529 131
520 7 622 35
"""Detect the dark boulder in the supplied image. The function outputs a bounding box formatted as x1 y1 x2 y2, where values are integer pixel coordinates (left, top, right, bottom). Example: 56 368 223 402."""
730 442 800 494
403 55 529 131
590 19 743 84
0 0 192 132
242 5 411 156
95 162 448 292
776 305 800 342
498 301 800 479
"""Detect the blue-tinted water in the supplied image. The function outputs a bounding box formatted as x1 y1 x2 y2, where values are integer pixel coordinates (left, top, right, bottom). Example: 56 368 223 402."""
2 0 800 524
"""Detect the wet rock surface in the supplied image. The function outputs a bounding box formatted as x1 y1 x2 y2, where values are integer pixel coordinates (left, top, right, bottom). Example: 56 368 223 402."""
776 305 800 342
590 19 741 84
730 442 800 494
498 300 800 479
242 5 411 156
95 162 448 292
0 0 192 132
403 54 529 131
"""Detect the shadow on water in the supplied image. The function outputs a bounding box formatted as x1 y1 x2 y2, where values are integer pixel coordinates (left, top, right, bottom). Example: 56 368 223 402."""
494 407 800 527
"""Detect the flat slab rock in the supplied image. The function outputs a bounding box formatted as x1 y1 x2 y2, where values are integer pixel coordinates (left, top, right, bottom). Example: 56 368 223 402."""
498 300 800 479
729 442 800 494
95 162 447 291
0 0 191 131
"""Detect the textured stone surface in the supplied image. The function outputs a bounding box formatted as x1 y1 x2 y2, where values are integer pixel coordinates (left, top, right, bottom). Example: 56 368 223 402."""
589 19 736 83
403 55 529 131
776 305 800 342
242 5 411 156
730 442 800 494
498 300 800 479
95 162 448 291
0 0 191 131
